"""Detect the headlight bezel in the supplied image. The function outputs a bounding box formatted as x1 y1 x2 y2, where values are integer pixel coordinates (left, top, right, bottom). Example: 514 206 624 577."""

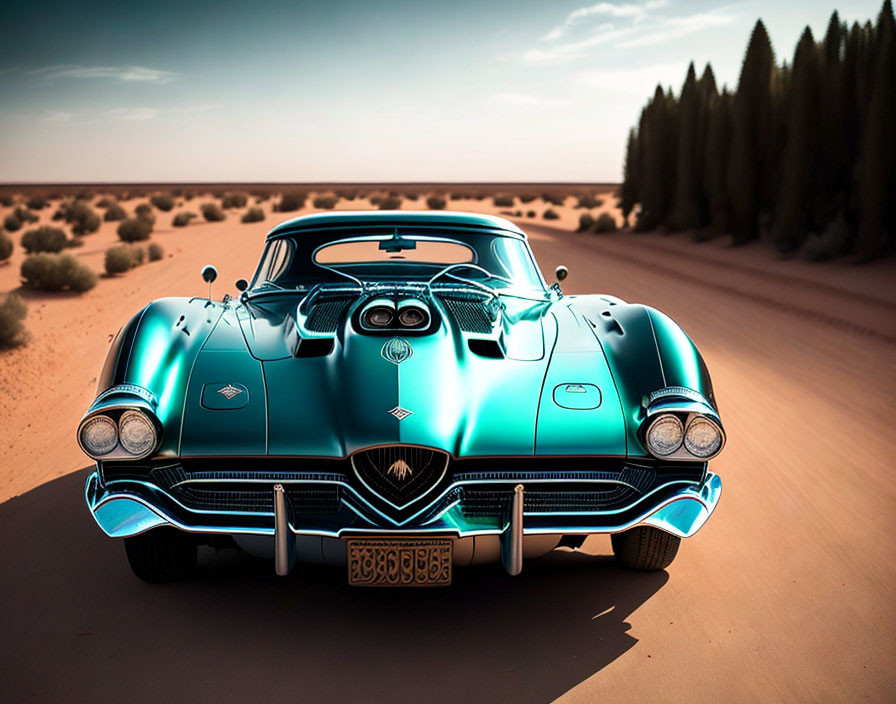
78 406 161 461
642 389 725 461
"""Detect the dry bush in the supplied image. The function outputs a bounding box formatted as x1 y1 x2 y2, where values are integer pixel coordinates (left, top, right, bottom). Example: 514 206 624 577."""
220 193 248 209
66 201 101 235
313 195 338 209
526 210 536 218
576 195 604 209
0 230 13 261
3 214 22 232
541 194 565 206
377 195 402 210
241 207 265 223
96 197 116 209
493 195 515 207
134 203 156 227
519 194 537 203
104 204 127 221
21 226 68 253
276 192 306 212
577 213 595 231
14 206 39 224
21 253 97 292
335 190 357 201
105 244 144 274
201 203 226 222
404 193 419 201
26 195 47 210
172 212 196 227
0 292 29 349
117 218 153 242
594 213 618 233
426 195 447 210
0 195 13 207
543 209 560 220
150 194 175 212
147 243 164 261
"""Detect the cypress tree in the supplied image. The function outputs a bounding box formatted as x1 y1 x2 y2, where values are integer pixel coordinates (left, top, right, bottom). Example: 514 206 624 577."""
620 128 640 226
774 28 822 252
638 85 677 230
704 89 734 235
697 64 719 226
727 20 776 243
670 63 702 230
818 11 848 229
856 0 896 259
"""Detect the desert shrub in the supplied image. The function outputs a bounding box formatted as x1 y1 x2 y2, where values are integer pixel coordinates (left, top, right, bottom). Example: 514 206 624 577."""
541 193 565 206
594 213 618 233
172 211 196 227
51 204 67 221
0 292 29 349
404 193 419 201
14 207 39 224
147 242 164 261
3 214 22 232
449 193 465 201
0 195 13 207
201 203 226 222
104 204 127 221
576 195 604 209
427 195 447 210
519 194 537 203
117 218 153 242
20 253 97 292
577 213 595 232
26 195 47 210
369 195 382 206
276 192 306 212
105 244 144 274
378 195 402 210
241 207 265 223
526 210 536 218
96 197 116 209
0 230 13 260
149 194 175 212
21 226 68 253
543 209 560 220
493 195 515 207
134 203 156 226
65 201 101 235
74 190 93 201
220 192 248 209
312 195 338 209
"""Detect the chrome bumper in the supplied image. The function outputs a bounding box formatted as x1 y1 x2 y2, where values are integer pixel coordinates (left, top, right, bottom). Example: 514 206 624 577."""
84 469 722 542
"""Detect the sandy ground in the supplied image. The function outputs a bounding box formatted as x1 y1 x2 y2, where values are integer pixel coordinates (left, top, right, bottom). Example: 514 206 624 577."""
1 196 895 702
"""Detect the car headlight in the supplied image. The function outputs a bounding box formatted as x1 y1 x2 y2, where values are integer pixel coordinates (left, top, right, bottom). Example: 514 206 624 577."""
646 414 683 456
118 410 157 456
684 417 723 458
80 415 118 456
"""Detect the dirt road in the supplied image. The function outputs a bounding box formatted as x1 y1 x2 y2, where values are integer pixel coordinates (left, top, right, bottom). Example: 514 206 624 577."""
1 212 894 702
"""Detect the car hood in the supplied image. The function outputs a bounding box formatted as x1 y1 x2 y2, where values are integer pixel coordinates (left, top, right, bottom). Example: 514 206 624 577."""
178 295 628 458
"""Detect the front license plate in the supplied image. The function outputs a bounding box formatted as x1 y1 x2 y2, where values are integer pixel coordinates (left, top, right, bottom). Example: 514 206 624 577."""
347 538 452 587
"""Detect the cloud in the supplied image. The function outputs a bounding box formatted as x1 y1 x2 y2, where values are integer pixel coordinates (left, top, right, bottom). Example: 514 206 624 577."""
525 24 638 63
490 92 572 108
40 110 72 123
542 1 669 41
104 107 160 120
31 65 176 84
619 12 736 47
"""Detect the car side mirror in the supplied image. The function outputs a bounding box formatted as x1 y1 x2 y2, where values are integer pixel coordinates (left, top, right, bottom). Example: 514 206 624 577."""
201 265 218 284
555 265 568 282
235 278 248 292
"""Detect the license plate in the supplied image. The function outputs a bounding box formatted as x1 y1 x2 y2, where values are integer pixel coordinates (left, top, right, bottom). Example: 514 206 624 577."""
347 538 452 587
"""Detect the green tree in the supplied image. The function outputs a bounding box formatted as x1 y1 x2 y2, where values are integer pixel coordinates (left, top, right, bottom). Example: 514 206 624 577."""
704 89 734 234
727 20 776 243
670 64 702 230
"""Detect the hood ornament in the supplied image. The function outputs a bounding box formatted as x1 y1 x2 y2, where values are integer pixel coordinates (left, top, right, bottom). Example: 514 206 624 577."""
387 459 413 481
382 338 413 365
217 384 244 400
388 406 412 421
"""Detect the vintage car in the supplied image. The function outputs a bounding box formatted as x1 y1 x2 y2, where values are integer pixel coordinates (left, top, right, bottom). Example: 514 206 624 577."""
79 211 724 585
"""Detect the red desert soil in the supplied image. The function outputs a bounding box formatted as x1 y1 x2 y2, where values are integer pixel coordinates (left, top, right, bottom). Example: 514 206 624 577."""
1 197 894 703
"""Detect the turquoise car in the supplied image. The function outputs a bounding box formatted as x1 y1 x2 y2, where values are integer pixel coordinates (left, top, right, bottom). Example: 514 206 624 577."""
79 211 724 585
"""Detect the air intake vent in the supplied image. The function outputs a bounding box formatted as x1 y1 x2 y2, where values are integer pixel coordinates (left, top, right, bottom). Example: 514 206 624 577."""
437 293 500 333
304 296 354 332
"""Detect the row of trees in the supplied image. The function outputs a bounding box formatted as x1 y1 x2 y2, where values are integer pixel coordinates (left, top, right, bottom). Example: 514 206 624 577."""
620 1 896 261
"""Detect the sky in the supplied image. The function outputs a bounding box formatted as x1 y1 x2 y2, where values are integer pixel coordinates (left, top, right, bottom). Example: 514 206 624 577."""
0 0 885 183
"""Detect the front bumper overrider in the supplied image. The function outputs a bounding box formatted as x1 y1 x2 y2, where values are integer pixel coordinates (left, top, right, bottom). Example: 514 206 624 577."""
84 468 722 542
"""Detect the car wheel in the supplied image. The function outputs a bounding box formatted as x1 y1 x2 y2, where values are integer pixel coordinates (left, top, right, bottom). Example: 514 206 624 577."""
124 527 197 582
611 526 680 571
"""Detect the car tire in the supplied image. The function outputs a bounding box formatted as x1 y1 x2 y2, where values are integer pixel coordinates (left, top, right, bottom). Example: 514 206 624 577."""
124 527 197 582
611 526 680 570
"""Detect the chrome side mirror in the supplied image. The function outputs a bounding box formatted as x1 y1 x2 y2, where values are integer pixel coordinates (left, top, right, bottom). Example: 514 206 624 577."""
235 278 248 292
555 265 568 282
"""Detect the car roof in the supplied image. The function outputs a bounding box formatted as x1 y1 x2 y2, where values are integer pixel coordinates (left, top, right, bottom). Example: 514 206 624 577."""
265 210 527 240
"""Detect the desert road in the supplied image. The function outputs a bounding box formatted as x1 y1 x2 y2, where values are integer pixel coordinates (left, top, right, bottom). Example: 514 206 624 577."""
1 215 895 703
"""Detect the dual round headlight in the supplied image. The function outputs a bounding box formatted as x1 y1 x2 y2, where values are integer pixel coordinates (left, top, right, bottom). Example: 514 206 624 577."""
645 413 723 459
80 409 157 458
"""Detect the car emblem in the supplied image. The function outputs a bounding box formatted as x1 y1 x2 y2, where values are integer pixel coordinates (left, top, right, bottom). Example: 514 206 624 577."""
387 406 413 421
381 338 413 365
217 384 244 400
387 459 413 481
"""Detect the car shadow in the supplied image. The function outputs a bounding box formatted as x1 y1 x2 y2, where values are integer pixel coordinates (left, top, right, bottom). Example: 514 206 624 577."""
0 470 668 703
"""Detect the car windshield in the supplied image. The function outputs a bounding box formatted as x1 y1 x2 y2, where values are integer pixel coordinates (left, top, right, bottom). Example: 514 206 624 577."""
250 228 548 295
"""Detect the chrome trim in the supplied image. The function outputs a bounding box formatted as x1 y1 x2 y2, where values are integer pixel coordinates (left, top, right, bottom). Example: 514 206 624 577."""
501 484 524 576
95 383 158 407
349 448 449 512
273 484 295 576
